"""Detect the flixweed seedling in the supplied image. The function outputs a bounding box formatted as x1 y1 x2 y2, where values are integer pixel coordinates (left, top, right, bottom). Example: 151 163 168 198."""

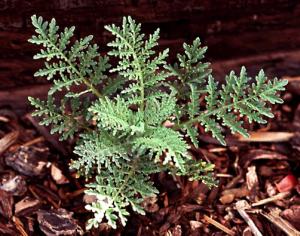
28 15 287 229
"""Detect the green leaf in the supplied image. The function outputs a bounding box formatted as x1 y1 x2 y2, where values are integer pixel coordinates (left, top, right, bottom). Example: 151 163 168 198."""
185 125 199 148
85 160 159 229
198 115 225 146
132 127 188 171
89 96 144 135
188 84 200 118
29 15 107 97
145 93 176 126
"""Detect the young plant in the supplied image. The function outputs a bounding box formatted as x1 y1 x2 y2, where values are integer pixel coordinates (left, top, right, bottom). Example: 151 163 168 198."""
28 15 287 229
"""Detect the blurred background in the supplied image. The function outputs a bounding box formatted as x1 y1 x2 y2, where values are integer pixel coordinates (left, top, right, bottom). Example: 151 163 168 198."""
1 0 300 111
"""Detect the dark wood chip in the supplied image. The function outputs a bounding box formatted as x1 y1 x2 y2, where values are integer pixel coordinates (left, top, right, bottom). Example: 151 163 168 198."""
25 114 68 155
15 197 41 216
30 184 60 205
5 146 48 177
293 104 300 131
0 222 17 235
281 205 300 230
0 190 13 219
37 209 82 236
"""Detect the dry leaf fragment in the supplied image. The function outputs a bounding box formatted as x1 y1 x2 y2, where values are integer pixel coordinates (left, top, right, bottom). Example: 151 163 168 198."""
219 193 235 204
246 166 259 199
172 225 182 236
190 220 202 230
222 186 250 198
281 205 300 231
83 194 97 204
220 185 250 204
163 120 175 128
276 174 298 193
238 132 294 142
141 196 159 213
51 164 69 185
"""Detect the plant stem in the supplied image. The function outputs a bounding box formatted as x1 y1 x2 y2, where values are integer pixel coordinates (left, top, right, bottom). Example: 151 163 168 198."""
112 158 139 203
107 29 145 111
55 46 102 98
173 86 275 130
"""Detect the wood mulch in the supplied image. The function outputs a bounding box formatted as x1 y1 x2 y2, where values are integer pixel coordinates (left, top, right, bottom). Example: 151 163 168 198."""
1 79 300 236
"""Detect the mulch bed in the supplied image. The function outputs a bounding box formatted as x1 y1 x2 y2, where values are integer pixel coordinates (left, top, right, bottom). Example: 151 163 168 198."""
1 79 300 236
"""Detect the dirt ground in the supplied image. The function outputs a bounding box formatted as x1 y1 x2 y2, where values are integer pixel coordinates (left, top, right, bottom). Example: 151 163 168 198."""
0 76 300 236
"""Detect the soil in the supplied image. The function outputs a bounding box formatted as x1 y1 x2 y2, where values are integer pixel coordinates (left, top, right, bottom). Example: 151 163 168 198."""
1 79 300 236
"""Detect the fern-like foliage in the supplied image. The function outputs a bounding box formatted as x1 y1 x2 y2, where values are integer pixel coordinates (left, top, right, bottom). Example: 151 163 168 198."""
89 96 145 135
104 16 169 107
28 15 288 230
28 95 90 140
165 37 212 98
71 131 130 177
85 158 160 229
180 68 287 145
133 126 188 171
28 15 109 97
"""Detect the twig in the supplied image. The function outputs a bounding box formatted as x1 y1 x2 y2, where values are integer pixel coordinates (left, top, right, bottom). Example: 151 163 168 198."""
28 185 60 209
216 173 233 178
66 188 86 198
22 136 45 147
0 131 19 155
252 192 290 207
208 147 227 153
236 200 263 236
13 216 29 236
0 116 9 122
284 76 300 82
25 114 67 155
203 214 235 236
260 208 300 236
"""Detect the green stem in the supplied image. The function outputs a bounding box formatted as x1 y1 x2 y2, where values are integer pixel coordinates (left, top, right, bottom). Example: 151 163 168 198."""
173 86 275 130
111 158 139 203
54 45 102 98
